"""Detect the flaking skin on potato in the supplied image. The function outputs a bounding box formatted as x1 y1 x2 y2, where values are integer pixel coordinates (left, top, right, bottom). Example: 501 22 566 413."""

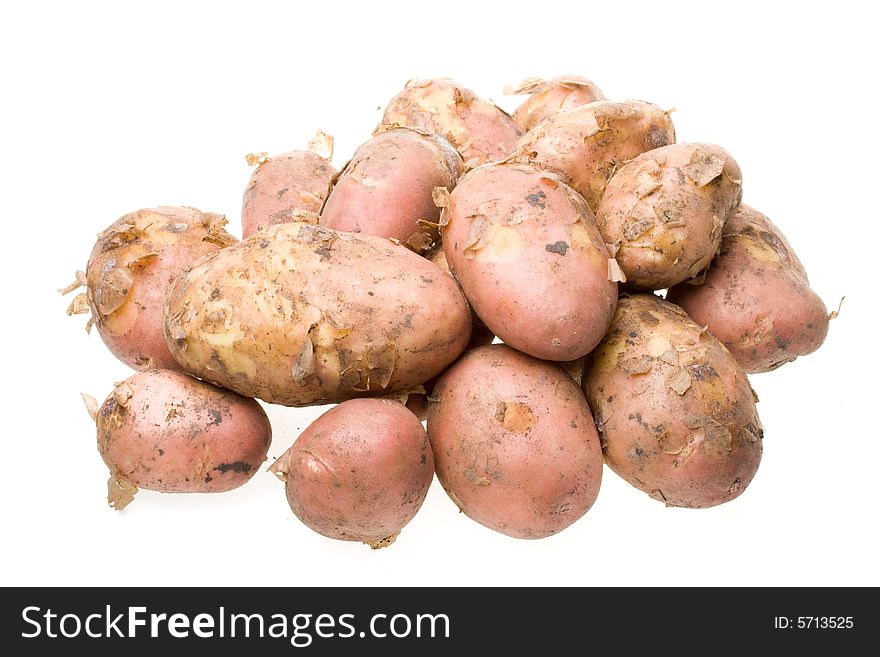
320 127 463 253
93 369 271 510
66 206 237 372
667 204 831 372
381 78 523 168
241 137 337 239
595 142 743 289
510 99 676 212
507 75 606 132
583 294 762 508
164 222 472 406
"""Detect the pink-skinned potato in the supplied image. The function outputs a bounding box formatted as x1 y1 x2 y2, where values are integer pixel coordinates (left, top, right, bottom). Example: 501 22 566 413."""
666 205 831 372
90 369 271 510
381 78 523 168
320 127 463 253
507 75 606 132
64 206 237 372
583 294 763 508
241 143 336 239
427 344 603 539
164 222 472 406
595 143 742 290
270 398 433 548
510 99 676 211
441 162 617 361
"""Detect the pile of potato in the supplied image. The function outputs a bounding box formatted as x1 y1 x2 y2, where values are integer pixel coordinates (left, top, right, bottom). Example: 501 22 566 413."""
63 75 834 546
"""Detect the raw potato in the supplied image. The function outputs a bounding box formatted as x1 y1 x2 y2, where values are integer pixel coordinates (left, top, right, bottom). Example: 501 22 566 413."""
320 127 463 253
666 205 830 372
427 344 603 539
270 398 433 548
241 143 336 239
510 99 676 211
381 78 523 168
583 294 763 508
94 369 271 509
507 75 606 132
75 206 236 372
164 222 472 406
441 162 617 361
595 143 743 289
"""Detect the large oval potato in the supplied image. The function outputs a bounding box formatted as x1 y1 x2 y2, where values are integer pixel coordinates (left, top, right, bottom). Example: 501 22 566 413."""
510 100 676 211
79 206 236 372
595 143 742 289
320 127 463 253
381 78 523 167
441 162 617 361
270 398 433 548
667 205 830 372
164 222 472 406
508 75 606 132
583 294 763 508
94 369 271 509
241 146 336 239
427 344 603 539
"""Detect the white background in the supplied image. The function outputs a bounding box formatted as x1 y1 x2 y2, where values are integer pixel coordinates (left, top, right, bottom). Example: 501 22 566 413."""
2 0 877 587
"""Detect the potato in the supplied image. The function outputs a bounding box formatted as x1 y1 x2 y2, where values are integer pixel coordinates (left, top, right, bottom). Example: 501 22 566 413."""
241 141 336 239
164 222 472 406
427 344 603 539
507 75 606 132
92 369 271 510
68 206 236 372
666 205 830 372
441 162 617 361
583 294 763 508
381 78 523 167
320 127 463 253
510 100 676 212
595 143 742 289
270 398 433 548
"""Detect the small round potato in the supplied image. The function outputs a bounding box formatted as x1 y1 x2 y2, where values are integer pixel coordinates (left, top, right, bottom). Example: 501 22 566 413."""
667 204 830 372
83 206 236 372
95 369 272 509
441 162 617 361
270 399 433 548
510 99 676 212
321 127 463 252
595 143 743 289
583 294 763 508
508 75 606 132
381 78 523 167
427 345 603 539
241 138 337 239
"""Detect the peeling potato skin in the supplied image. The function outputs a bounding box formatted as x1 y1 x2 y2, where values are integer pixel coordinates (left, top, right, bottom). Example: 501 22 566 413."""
583 294 763 508
427 344 603 539
511 75 606 132
666 205 828 373
381 78 523 167
596 143 742 290
86 206 237 372
164 222 472 407
441 162 617 361
320 129 463 252
241 151 336 239
510 100 676 212
271 399 433 547
97 370 271 494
